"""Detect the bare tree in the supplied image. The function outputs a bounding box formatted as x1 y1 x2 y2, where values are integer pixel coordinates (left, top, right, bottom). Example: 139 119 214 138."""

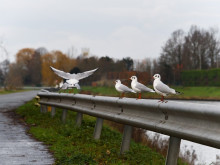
134 58 152 73
159 29 185 84
0 40 9 62
66 46 77 59
152 59 160 74
161 29 185 67
183 25 220 70
159 25 220 84
0 60 10 86
5 63 23 89
29 51 42 86
122 57 133 71
35 47 48 56
206 28 220 68
0 39 9 88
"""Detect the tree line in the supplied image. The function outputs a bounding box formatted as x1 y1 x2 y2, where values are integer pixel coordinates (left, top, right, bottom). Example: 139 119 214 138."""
158 25 220 85
1 25 220 89
0 47 137 89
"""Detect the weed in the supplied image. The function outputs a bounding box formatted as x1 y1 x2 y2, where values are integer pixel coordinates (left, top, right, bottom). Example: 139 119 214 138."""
16 100 187 165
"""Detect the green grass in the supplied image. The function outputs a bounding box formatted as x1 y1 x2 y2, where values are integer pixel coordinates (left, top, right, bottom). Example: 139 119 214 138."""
173 86 220 99
82 86 119 96
79 86 220 100
16 100 187 165
0 89 29 95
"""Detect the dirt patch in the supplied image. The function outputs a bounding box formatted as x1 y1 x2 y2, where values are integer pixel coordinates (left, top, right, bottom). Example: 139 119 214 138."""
2 109 27 126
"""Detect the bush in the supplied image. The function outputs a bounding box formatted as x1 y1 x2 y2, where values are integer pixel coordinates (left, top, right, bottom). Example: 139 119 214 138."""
181 69 220 86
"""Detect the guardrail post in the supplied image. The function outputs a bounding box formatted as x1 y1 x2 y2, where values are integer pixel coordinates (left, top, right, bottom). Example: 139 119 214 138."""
51 107 56 117
41 105 47 113
120 125 132 154
75 112 83 126
93 118 104 140
165 136 181 165
40 105 43 113
62 109 67 123
45 106 48 113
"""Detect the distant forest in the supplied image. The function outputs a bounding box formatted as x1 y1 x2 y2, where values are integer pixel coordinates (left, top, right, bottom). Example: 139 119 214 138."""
1 25 220 89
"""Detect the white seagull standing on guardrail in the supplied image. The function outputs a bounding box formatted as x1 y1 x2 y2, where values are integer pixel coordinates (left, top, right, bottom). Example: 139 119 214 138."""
130 76 155 99
153 74 181 102
50 66 98 92
115 80 136 98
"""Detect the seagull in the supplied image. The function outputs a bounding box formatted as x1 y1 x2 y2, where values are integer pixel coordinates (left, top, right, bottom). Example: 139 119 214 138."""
50 66 98 92
153 74 181 102
55 80 64 89
115 80 136 98
130 76 155 99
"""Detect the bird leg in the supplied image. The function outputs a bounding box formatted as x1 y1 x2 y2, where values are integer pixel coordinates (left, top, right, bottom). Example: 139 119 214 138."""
137 93 141 99
158 96 168 103
119 93 125 99
161 96 164 102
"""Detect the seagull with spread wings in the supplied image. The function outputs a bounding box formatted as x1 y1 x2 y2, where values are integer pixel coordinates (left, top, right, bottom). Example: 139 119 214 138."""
153 74 181 102
50 66 98 92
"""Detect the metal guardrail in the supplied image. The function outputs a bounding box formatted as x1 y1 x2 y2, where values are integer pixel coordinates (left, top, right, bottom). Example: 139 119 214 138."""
38 91 220 165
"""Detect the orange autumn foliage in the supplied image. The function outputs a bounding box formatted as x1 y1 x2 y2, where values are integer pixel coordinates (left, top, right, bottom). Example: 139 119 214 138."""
41 51 76 86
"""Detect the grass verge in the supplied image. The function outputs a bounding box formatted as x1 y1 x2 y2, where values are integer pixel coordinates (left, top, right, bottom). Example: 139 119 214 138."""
0 89 29 95
16 100 187 165
80 86 220 100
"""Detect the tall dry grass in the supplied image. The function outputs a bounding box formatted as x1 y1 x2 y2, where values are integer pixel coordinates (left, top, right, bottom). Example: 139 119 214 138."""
105 120 198 165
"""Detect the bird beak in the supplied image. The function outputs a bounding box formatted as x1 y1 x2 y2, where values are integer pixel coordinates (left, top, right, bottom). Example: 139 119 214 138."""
129 78 131 80
152 76 154 79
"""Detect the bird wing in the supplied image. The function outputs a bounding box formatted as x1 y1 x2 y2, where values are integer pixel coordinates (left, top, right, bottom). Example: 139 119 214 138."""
50 66 72 79
75 83 81 90
119 84 136 93
136 82 155 92
154 81 175 94
60 82 69 89
72 68 98 80
50 66 98 80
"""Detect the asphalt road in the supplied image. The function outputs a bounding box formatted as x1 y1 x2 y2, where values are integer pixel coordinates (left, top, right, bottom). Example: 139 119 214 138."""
0 91 54 165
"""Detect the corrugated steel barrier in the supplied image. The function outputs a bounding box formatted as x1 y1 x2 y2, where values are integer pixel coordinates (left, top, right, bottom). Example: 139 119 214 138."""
38 91 220 165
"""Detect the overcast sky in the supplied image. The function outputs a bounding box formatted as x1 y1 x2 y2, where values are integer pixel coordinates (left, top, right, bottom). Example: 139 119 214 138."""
1 0 220 61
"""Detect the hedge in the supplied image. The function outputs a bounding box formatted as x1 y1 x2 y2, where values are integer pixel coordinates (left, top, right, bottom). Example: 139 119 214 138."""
181 69 220 86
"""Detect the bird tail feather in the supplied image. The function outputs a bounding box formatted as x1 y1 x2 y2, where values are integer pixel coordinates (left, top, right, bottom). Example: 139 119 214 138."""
176 91 183 95
131 89 136 93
